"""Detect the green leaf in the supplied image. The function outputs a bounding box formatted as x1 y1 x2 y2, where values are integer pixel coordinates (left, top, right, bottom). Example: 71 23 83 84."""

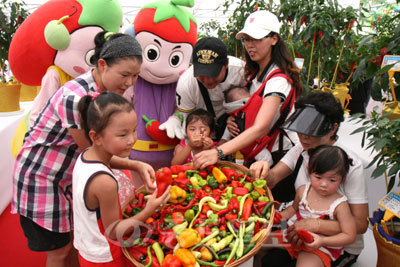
350 127 367 135
372 165 387 178
388 175 396 193
388 165 400 177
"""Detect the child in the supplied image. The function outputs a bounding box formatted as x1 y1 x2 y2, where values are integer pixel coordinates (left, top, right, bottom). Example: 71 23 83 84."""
171 109 215 165
73 92 170 266
221 87 273 166
12 31 148 266
278 145 356 267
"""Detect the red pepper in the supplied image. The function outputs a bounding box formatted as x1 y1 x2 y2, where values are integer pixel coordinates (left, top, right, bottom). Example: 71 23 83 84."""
172 212 185 224
241 198 253 221
256 201 269 208
203 186 212 193
273 211 283 225
230 180 240 188
177 172 187 180
162 254 181 267
159 228 177 247
146 251 161 267
252 202 261 217
172 178 189 191
174 190 200 211
206 165 218 173
129 246 146 262
195 226 206 238
221 168 238 180
219 224 227 231
233 187 249 196
143 115 180 146
125 205 133 216
318 30 323 39
254 221 260 234
301 15 307 25
170 165 194 174
234 221 241 230
198 170 208 179
297 229 314 243
216 208 230 216
215 259 234 266
138 192 144 208
156 167 172 197
202 204 211 214
205 227 212 236
225 213 237 221
229 197 239 213
142 237 157 245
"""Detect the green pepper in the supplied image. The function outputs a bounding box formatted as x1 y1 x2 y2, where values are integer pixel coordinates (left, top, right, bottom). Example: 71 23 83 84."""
189 196 216 228
225 238 239 267
145 246 152 267
236 224 245 258
191 230 220 250
172 221 188 235
185 169 199 178
219 230 227 238
208 199 228 211
207 176 219 189
250 190 260 200
238 194 249 218
248 216 268 224
243 232 253 244
201 213 218 226
152 242 164 265
186 192 195 201
211 234 234 252
225 186 233 195
192 205 199 213
196 259 220 267
258 196 270 202
245 222 255 233
218 252 229 260
184 209 195 221
261 201 274 217
131 207 142 216
243 241 256 255
244 182 253 192
253 179 267 189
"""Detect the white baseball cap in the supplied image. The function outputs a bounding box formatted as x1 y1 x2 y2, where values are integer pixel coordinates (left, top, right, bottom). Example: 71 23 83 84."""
236 10 282 40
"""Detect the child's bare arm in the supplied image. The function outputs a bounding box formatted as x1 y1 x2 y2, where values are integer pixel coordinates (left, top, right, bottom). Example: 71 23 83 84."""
171 143 192 165
306 201 356 249
280 186 303 220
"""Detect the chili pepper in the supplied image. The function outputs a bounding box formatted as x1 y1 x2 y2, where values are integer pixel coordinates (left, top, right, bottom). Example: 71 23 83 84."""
162 254 181 267
225 238 239 267
254 221 260 234
174 191 200 212
143 237 157 245
318 30 323 39
301 15 307 25
297 229 314 243
177 172 187 180
134 187 139 199
233 187 248 196
170 165 194 174
151 251 161 267
172 212 185 224
273 211 283 225
229 197 239 213
145 246 153 267
216 208 230 216
313 32 317 43
206 165 218 173
256 201 269 209
234 221 241 230
130 246 146 262
156 167 172 197
195 226 206 238
196 259 220 267
252 202 261 217
241 198 253 221
125 205 133 216
243 241 256 255
230 180 240 188
173 178 190 191
225 213 237 221
219 224 226 232
202 204 211 214
261 201 274 217
198 170 208 179
158 229 177 247
138 192 145 207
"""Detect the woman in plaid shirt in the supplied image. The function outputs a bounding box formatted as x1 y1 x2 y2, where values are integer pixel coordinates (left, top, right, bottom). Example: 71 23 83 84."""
11 31 154 267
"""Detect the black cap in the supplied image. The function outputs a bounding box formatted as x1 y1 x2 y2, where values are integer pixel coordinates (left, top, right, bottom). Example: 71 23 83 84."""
282 105 335 137
192 37 228 78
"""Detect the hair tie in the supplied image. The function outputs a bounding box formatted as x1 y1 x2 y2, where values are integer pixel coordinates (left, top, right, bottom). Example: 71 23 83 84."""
104 32 114 41
90 92 100 100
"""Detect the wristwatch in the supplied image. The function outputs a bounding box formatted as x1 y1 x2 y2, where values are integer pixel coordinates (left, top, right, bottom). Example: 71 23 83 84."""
214 147 225 159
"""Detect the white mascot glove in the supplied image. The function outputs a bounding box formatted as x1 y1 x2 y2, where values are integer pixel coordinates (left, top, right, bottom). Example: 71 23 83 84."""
159 115 185 140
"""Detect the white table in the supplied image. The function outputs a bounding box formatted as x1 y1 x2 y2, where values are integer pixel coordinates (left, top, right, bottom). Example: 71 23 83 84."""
0 101 33 215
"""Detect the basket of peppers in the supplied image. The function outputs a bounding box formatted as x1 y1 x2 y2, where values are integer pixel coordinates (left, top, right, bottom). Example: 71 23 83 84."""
121 161 276 267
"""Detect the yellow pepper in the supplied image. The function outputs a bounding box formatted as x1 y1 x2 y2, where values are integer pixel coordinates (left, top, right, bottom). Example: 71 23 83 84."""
177 228 201 248
212 167 228 184
175 248 196 267
169 185 187 204
200 246 213 261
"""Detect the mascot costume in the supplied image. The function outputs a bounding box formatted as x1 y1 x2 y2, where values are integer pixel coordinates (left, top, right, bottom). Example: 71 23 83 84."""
9 0 123 157
127 0 197 171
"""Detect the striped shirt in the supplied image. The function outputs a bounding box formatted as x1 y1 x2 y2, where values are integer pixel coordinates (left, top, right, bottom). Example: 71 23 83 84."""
12 70 100 233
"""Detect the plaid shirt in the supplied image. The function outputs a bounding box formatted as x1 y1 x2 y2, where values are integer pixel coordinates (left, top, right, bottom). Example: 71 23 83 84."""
12 71 100 233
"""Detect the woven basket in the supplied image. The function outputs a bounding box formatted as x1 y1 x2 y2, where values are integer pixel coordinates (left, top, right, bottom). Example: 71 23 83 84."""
373 224 400 267
0 82 21 112
122 161 275 267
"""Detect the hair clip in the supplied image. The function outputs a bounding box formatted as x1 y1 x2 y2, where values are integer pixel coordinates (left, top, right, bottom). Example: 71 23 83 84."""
104 32 114 40
90 92 100 100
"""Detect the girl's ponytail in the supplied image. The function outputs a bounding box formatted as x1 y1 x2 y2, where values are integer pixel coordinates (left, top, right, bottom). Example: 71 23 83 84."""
78 95 93 142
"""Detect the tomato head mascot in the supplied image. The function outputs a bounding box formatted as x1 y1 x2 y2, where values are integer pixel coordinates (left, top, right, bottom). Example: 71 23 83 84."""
127 0 197 171
9 0 123 157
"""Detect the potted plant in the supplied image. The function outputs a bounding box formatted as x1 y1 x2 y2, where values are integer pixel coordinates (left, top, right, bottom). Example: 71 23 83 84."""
0 0 28 112
351 108 400 266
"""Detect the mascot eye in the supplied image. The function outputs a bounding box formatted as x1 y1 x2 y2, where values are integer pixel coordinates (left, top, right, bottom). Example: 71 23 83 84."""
169 51 184 67
144 44 160 62
86 49 96 66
